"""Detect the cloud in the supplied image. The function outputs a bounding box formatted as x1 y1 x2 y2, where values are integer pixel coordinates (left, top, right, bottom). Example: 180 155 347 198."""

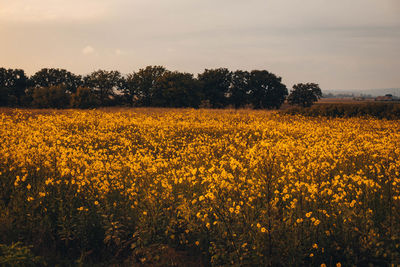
82 46 94 55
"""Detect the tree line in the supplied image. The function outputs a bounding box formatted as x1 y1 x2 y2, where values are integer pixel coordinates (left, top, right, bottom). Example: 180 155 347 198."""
0 66 321 109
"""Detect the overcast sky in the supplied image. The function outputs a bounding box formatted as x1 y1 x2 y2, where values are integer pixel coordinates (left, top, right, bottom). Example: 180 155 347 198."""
1 0 399 90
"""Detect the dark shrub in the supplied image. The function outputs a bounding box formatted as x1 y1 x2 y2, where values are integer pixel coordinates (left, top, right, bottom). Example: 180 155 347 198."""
284 102 400 119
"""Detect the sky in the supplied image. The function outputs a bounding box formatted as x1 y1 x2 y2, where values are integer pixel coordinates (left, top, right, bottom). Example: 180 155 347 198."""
0 0 399 90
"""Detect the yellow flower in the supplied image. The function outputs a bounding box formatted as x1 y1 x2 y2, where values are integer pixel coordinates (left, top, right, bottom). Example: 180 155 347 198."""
2 107 400 265
325 230 331 236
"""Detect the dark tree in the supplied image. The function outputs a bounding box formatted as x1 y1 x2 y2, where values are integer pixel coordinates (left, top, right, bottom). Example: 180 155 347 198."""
124 66 167 106
228 70 251 108
32 85 71 108
0 68 11 106
83 70 122 106
198 68 232 108
0 68 9 106
152 71 201 108
248 70 288 109
288 83 322 107
70 86 100 109
0 68 28 106
30 68 82 93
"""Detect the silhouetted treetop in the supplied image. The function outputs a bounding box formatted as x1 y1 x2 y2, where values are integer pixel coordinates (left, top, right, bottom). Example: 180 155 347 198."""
152 71 201 108
288 83 322 107
0 65 294 110
248 70 288 109
198 68 232 108
0 68 28 106
31 68 82 93
83 70 122 106
124 66 167 107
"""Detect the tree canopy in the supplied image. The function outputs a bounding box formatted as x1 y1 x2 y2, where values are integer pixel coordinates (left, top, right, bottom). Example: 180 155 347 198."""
70 87 100 109
124 66 167 106
198 68 231 108
31 85 70 108
288 83 322 107
152 71 201 108
248 70 288 109
0 65 314 110
83 70 122 106
0 68 28 106
229 70 251 108
31 68 82 93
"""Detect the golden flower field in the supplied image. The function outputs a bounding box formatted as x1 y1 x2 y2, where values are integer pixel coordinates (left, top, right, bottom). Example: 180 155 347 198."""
0 108 399 266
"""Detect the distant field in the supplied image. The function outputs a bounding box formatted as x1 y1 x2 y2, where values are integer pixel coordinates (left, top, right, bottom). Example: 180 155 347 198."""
318 98 400 104
280 98 376 110
1 108 400 266
317 98 374 104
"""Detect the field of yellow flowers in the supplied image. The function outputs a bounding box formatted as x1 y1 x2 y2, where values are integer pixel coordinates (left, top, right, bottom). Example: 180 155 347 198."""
0 108 399 266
